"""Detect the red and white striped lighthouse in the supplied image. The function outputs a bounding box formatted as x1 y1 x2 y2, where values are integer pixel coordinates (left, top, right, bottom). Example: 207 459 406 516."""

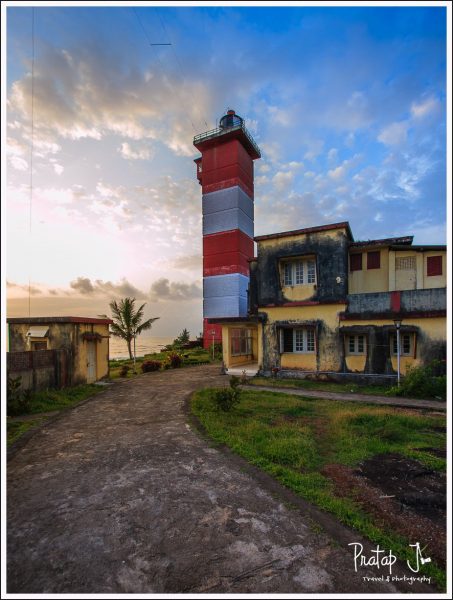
193 110 261 348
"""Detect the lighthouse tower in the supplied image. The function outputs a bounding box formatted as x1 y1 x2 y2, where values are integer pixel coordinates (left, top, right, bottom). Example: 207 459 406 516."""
193 110 261 348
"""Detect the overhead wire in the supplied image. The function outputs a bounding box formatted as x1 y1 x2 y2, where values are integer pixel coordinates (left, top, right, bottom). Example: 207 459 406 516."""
132 7 198 133
28 7 35 317
154 7 210 130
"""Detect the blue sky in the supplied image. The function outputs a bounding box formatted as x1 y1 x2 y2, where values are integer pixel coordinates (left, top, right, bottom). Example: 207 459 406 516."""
5 3 448 335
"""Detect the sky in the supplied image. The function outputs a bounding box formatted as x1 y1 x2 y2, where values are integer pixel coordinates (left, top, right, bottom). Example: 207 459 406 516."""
3 2 448 337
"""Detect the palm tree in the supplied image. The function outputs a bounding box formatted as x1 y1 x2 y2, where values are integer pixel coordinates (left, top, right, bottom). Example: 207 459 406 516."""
109 297 159 362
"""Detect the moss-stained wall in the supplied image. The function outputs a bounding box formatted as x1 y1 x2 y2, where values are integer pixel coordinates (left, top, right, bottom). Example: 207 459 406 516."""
8 321 110 384
260 304 346 372
251 228 349 307
341 317 446 375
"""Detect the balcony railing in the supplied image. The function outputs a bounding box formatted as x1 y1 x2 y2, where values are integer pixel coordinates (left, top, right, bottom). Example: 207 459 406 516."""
193 123 261 158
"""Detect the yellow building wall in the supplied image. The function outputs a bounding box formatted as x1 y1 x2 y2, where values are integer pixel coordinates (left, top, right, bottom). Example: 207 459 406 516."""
342 317 446 375
345 354 367 373
348 248 389 294
74 323 110 382
423 251 447 289
262 304 346 372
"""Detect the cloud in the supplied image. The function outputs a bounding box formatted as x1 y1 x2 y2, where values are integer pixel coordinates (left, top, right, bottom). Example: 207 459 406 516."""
7 281 43 295
171 254 202 270
410 96 439 119
272 170 294 191
70 276 147 299
8 41 212 158
149 278 201 301
378 121 408 146
328 165 346 180
9 156 28 171
118 141 153 161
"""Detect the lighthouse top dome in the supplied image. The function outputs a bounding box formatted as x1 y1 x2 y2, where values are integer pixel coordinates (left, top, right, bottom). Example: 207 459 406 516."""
219 109 243 130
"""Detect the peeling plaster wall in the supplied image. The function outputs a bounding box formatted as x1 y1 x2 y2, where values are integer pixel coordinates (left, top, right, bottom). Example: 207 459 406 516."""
252 228 349 307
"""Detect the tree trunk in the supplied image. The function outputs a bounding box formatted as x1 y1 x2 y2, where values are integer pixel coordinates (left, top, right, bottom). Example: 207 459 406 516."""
127 339 133 360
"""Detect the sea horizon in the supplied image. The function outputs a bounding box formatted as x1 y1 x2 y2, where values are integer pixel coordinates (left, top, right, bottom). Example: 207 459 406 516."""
109 335 174 360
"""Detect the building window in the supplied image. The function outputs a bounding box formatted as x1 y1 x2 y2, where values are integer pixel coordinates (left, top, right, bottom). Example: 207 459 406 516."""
282 258 316 286
346 334 366 355
281 328 315 354
31 341 47 351
427 255 442 277
396 256 416 270
391 333 415 357
231 328 252 356
350 253 362 272
367 251 381 269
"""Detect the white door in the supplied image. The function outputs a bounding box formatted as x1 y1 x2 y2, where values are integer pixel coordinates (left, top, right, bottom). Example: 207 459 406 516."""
86 342 97 383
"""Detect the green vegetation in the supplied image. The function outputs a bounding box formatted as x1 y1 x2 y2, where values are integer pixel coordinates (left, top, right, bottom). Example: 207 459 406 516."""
191 388 446 588
110 296 159 360
389 360 446 400
7 384 103 447
250 365 446 400
7 417 49 446
210 375 242 411
109 346 220 378
249 376 392 396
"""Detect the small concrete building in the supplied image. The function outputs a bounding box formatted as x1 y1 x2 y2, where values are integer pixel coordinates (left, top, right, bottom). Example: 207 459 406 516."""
7 316 113 388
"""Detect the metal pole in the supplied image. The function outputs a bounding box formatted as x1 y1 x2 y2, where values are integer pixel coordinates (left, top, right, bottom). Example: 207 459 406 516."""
212 330 215 360
396 324 401 387
133 333 136 373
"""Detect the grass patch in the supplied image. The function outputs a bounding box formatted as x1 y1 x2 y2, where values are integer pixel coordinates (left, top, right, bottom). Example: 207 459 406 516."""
109 347 218 378
7 384 103 447
7 417 48 446
191 388 446 589
249 376 392 396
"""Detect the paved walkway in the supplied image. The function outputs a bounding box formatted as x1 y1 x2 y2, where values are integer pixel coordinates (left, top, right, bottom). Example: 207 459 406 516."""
8 366 434 593
244 384 446 411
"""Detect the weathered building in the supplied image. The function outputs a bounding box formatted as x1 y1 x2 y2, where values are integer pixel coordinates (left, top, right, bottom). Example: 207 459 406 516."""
193 112 446 382
7 316 112 389
215 223 446 382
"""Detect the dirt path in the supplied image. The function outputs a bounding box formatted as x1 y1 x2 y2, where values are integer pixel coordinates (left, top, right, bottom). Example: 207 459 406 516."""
7 366 434 593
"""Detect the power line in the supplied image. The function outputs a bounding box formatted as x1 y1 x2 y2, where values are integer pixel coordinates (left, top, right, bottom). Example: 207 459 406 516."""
28 7 35 318
154 7 209 130
132 7 198 133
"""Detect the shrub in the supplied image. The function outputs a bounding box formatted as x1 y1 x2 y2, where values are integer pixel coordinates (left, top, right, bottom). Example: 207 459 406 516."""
119 365 130 377
390 360 446 399
166 352 182 368
141 360 161 373
211 376 242 412
7 376 32 416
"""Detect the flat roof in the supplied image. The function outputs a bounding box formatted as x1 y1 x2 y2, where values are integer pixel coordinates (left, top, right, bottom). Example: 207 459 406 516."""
389 244 446 252
7 316 113 325
254 221 353 242
350 236 413 248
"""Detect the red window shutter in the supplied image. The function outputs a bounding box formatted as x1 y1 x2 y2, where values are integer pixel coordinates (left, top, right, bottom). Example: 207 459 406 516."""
367 251 381 269
427 255 442 276
350 253 362 271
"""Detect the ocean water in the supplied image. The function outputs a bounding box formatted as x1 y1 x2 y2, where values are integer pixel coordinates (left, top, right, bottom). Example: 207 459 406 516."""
109 335 173 360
